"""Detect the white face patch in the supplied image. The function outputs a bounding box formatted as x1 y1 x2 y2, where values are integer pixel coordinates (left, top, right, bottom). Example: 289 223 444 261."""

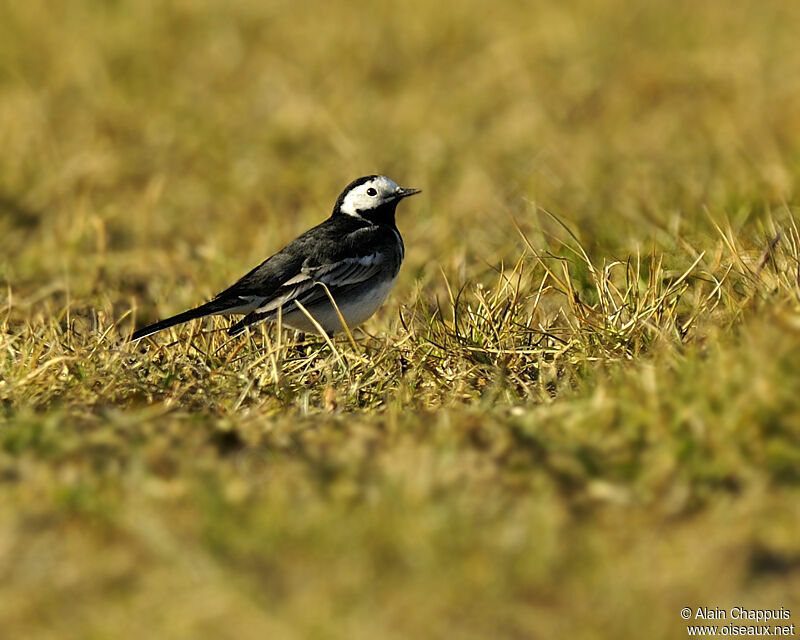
339 176 402 217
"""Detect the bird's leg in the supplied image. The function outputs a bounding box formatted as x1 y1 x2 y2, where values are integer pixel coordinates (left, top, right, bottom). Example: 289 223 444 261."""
293 331 307 357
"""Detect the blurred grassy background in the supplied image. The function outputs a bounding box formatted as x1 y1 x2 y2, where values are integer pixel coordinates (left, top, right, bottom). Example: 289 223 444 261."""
1 0 800 638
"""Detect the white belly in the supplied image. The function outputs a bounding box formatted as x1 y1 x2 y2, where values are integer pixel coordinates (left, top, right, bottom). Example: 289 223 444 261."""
282 277 397 334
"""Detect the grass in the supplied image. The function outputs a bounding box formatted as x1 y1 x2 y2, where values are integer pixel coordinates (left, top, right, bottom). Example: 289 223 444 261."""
2 0 800 637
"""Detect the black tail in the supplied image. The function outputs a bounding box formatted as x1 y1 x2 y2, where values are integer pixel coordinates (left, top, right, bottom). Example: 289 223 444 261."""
227 309 266 336
131 300 231 341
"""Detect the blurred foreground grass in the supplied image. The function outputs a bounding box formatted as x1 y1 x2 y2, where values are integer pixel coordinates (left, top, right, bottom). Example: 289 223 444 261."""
2 0 800 638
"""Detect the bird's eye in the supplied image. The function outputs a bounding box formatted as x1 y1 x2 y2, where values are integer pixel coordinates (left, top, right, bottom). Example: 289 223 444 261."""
366 187 378 196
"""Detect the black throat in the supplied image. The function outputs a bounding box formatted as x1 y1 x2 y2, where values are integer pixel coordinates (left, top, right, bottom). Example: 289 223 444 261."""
334 200 400 227
357 200 400 227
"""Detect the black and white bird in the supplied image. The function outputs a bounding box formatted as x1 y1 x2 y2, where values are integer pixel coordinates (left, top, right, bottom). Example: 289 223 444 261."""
130 175 420 341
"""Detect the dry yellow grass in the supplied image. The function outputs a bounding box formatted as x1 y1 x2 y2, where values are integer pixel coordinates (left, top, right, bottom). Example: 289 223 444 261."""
2 0 800 638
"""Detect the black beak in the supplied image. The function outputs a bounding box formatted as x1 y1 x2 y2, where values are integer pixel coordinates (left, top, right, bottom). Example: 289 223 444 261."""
396 187 422 199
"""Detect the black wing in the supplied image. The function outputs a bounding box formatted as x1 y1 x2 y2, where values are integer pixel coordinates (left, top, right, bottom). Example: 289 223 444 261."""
226 251 389 336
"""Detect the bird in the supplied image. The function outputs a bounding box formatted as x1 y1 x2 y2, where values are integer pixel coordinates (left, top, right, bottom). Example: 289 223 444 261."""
130 175 420 342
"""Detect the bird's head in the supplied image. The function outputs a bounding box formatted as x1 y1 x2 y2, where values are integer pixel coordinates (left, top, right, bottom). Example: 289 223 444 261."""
334 175 421 225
